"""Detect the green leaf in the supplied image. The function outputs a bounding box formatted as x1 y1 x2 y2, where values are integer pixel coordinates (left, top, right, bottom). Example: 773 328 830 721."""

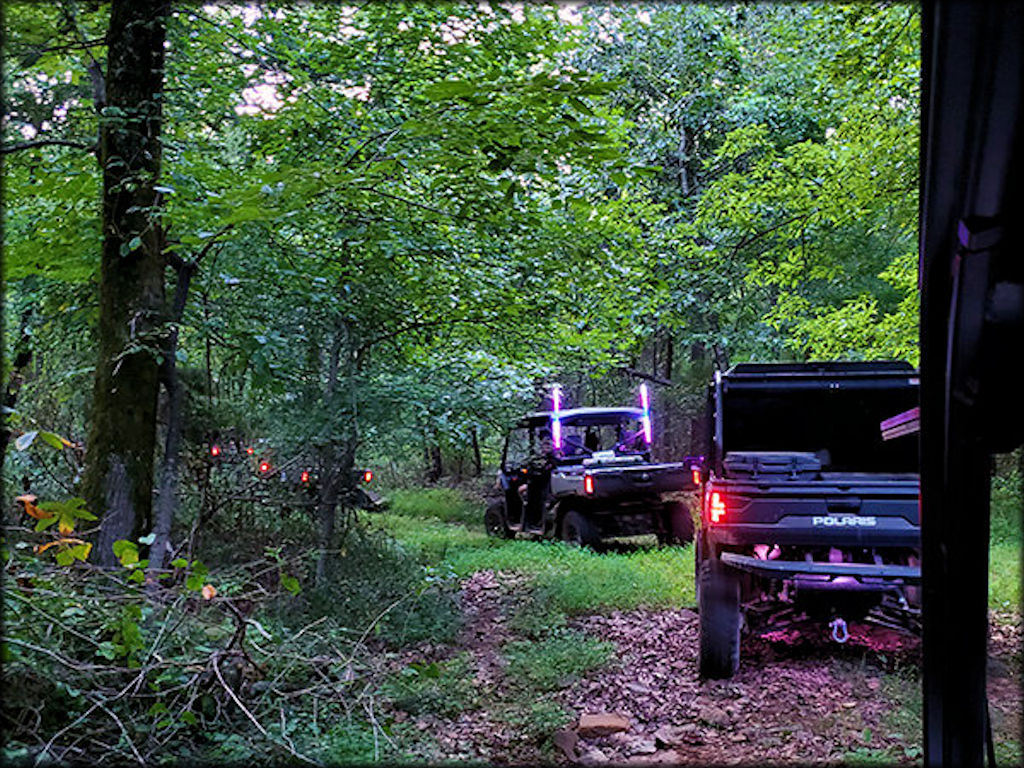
170 557 188 568
112 539 139 566
55 550 74 566
422 80 477 100
38 431 67 450
280 573 300 595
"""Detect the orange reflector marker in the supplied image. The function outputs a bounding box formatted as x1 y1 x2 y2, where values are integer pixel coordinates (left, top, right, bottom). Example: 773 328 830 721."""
583 474 595 495
363 470 373 483
691 468 700 485
710 492 726 523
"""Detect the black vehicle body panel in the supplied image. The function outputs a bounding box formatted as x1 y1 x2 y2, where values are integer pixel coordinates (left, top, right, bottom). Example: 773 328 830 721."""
701 361 921 587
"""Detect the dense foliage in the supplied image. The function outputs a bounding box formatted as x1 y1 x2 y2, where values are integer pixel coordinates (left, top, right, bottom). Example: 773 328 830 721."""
0 2 959 764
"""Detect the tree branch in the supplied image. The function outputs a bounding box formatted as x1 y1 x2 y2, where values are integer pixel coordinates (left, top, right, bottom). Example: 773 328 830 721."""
0 138 97 155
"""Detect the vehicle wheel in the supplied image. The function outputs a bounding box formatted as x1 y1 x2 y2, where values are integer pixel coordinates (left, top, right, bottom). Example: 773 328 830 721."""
663 501 694 545
698 557 741 679
561 510 600 548
484 500 514 539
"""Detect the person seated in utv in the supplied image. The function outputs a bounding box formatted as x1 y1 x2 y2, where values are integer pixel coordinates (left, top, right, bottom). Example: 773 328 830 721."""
520 429 555 529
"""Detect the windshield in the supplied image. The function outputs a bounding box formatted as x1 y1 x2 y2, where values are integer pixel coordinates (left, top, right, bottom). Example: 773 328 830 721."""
558 417 646 458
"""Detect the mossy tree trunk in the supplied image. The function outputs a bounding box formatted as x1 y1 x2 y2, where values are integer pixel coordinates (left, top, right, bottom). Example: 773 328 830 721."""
82 0 169 568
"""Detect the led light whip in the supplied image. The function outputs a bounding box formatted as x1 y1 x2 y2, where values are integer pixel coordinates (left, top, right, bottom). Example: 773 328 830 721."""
551 384 563 450
639 383 653 445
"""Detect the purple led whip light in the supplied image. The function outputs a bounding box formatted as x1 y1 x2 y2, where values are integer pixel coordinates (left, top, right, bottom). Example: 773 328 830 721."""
639 383 653 444
551 384 563 450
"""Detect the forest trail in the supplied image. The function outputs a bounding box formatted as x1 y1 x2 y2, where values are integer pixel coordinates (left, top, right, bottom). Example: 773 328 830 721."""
382 567 1021 765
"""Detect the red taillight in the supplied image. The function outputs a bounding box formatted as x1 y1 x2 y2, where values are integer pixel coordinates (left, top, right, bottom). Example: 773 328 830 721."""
300 471 310 484
710 492 726 523
583 474 595 495
691 468 700 485
259 461 271 474
246 447 255 456
210 445 221 457
363 470 373 483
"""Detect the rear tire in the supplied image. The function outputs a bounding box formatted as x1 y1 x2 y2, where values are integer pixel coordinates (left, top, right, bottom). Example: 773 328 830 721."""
664 501 695 545
698 557 741 679
561 510 600 548
485 500 514 539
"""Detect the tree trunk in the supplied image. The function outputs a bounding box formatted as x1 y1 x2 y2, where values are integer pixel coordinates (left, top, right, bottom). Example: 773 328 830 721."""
1 309 33 476
471 426 482 477
82 0 169 568
147 260 196 575
428 440 443 483
314 321 358 586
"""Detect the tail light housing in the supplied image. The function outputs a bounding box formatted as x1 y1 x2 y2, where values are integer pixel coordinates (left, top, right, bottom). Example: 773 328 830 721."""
259 461 271 474
363 470 373 483
210 444 221 458
300 471 310 484
583 474 595 495
691 467 701 485
710 491 726 523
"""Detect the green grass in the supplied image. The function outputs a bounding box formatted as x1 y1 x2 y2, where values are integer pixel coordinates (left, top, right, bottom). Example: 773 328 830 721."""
989 471 1022 611
386 487 485 527
502 632 615 691
381 653 481 718
375 488 697 614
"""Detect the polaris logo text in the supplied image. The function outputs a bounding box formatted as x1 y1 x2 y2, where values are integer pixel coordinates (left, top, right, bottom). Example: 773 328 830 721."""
812 515 877 527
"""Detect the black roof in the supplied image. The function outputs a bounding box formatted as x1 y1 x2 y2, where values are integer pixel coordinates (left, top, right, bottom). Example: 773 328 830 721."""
724 360 917 377
516 406 644 428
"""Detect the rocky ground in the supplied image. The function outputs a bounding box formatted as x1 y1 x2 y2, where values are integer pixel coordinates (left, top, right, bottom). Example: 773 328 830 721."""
382 570 1021 765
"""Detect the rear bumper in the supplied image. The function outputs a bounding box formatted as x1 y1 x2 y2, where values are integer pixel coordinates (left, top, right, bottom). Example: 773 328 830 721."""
720 551 921 584
706 518 920 548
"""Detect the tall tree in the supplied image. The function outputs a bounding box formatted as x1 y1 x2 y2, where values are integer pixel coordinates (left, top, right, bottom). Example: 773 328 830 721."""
81 0 169 567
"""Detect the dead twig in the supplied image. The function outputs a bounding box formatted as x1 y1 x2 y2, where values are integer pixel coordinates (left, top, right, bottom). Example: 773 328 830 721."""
211 653 322 767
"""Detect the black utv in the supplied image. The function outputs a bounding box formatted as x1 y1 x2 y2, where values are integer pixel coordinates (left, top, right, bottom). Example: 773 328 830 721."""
694 361 921 679
486 406 698 547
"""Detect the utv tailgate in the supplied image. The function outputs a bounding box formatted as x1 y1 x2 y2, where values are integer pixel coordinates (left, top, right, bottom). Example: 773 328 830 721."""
551 462 693 498
706 476 919 547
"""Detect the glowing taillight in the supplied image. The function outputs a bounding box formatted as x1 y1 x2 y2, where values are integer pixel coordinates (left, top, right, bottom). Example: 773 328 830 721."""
710 492 726 523
259 461 271 474
210 445 221 457
363 470 373 483
300 471 310 484
691 468 700 485
246 447 255 456
583 474 595 495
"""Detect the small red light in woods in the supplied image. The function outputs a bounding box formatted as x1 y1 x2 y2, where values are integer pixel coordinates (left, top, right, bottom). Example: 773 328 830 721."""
583 474 595 495
210 445 221 457
300 471 310 484
259 461 271 474
363 470 373 483
710 492 726 523
247 447 255 455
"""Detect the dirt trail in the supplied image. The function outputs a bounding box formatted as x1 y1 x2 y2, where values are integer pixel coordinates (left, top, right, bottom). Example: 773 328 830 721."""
386 570 1021 765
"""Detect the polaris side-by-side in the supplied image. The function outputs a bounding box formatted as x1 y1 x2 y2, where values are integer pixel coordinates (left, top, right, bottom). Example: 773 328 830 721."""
694 361 921 678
